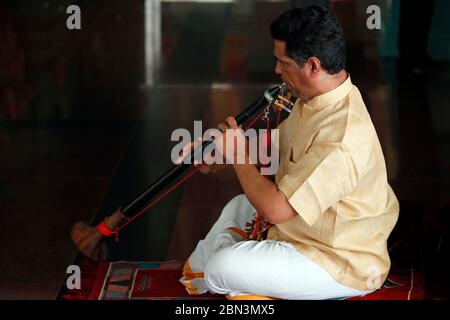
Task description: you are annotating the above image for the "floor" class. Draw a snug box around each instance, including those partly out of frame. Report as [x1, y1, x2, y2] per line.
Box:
[0, 0, 449, 299]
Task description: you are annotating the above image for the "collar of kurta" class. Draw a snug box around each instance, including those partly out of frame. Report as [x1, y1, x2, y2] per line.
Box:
[301, 74, 353, 112]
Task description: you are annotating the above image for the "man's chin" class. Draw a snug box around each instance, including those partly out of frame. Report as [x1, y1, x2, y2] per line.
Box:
[287, 85, 299, 97]
[281, 81, 298, 97]
[283, 82, 292, 92]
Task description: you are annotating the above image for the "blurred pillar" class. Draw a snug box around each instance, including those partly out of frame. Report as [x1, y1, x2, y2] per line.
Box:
[145, 0, 161, 86]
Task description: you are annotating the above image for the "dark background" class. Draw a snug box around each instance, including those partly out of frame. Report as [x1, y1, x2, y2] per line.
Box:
[0, 0, 449, 299]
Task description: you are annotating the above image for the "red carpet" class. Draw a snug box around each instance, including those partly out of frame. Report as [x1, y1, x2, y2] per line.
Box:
[62, 260, 427, 300]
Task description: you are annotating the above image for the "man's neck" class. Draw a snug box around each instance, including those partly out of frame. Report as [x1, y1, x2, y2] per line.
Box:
[306, 70, 348, 101]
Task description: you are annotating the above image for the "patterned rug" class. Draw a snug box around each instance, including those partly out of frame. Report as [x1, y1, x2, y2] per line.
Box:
[63, 260, 220, 300]
[62, 260, 426, 300]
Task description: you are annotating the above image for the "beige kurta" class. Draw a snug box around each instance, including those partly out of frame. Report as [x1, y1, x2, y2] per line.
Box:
[268, 76, 399, 291]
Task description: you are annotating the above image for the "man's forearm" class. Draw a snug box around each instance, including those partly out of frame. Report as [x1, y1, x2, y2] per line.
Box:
[232, 154, 286, 224]
[218, 116, 297, 224]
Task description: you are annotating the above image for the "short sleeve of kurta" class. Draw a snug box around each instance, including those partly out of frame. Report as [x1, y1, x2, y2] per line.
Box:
[277, 142, 358, 227]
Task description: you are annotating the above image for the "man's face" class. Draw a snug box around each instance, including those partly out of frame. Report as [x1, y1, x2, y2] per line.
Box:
[273, 40, 308, 99]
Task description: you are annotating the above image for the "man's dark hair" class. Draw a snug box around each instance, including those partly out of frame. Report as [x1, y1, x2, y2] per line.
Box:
[270, 6, 346, 74]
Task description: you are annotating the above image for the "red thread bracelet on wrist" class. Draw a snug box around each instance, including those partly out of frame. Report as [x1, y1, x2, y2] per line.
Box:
[96, 220, 119, 241]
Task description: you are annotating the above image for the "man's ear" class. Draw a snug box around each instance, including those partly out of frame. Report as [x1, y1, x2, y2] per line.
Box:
[307, 57, 321, 75]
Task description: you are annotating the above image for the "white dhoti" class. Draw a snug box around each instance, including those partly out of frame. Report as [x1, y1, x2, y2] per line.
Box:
[179, 194, 373, 300]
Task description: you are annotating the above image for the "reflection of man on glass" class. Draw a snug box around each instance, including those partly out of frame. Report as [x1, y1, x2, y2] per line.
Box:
[180, 6, 399, 300]
[398, 0, 438, 77]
